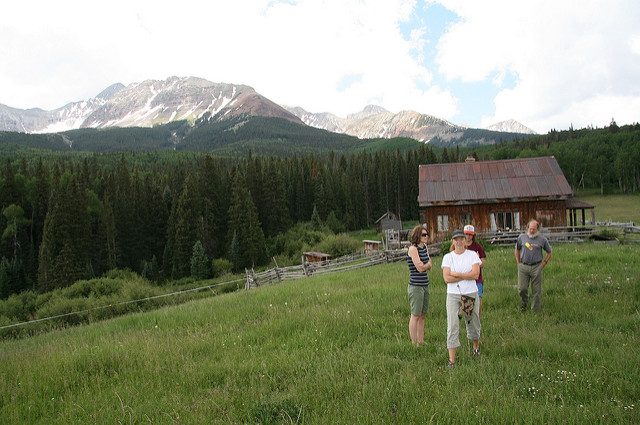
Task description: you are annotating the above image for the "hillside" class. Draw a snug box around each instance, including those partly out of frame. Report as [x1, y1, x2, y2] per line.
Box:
[1, 244, 638, 423]
[0, 116, 377, 155]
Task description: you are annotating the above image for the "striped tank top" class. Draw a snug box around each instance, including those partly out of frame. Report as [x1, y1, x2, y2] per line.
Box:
[407, 245, 430, 286]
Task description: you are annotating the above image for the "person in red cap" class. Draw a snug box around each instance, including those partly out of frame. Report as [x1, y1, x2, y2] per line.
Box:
[463, 225, 486, 317]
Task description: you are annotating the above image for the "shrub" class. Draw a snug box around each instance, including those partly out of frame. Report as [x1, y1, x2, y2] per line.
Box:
[212, 258, 233, 277]
[592, 228, 620, 240]
[0, 291, 37, 321]
[440, 239, 453, 254]
[313, 233, 361, 258]
[103, 269, 140, 281]
[269, 223, 327, 259]
[35, 295, 91, 326]
[271, 254, 299, 267]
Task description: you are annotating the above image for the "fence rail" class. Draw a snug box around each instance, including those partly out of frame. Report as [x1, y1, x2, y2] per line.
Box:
[478, 226, 596, 246]
[244, 243, 444, 289]
[623, 226, 640, 243]
[596, 221, 635, 227]
[245, 249, 412, 289]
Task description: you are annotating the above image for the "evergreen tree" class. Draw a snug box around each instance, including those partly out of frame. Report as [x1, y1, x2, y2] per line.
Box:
[2, 204, 30, 259]
[37, 173, 91, 291]
[5, 256, 27, 295]
[196, 156, 225, 258]
[190, 240, 210, 279]
[0, 257, 8, 299]
[310, 204, 323, 230]
[28, 159, 49, 283]
[325, 210, 345, 233]
[170, 174, 204, 279]
[441, 147, 451, 163]
[228, 231, 241, 272]
[138, 176, 168, 266]
[261, 163, 290, 236]
[227, 172, 267, 271]
[141, 255, 160, 282]
[101, 192, 118, 272]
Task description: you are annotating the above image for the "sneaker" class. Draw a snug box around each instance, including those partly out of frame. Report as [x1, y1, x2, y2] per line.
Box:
[472, 348, 480, 357]
[446, 360, 455, 369]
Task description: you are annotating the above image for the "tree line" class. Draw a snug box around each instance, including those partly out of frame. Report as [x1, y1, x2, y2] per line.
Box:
[0, 145, 437, 298]
[0, 122, 638, 298]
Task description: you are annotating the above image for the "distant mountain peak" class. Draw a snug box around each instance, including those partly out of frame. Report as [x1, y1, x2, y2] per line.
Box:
[347, 104, 389, 120]
[96, 83, 125, 100]
[285, 104, 462, 142]
[486, 119, 536, 134]
[1, 76, 300, 133]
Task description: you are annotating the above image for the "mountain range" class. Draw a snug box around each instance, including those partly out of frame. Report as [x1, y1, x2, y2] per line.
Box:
[0, 76, 535, 144]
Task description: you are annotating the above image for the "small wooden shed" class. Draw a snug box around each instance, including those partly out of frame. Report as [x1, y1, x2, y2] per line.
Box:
[363, 240, 382, 254]
[375, 211, 402, 233]
[303, 251, 331, 264]
[418, 156, 593, 241]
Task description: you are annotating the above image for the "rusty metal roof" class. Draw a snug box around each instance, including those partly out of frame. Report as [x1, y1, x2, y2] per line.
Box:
[418, 156, 573, 206]
[565, 198, 595, 209]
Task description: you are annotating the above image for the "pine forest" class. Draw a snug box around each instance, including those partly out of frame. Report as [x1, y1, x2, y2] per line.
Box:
[0, 122, 638, 299]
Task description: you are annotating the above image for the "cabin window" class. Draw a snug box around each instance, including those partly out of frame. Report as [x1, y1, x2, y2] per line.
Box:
[494, 211, 520, 230]
[459, 212, 472, 226]
[437, 215, 449, 232]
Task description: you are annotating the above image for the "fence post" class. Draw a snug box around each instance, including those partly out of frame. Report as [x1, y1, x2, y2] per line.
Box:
[252, 268, 259, 287]
[273, 257, 282, 282]
[302, 255, 310, 277]
[244, 268, 252, 290]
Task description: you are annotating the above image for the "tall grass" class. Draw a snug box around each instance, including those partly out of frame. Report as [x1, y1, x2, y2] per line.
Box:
[1, 244, 638, 423]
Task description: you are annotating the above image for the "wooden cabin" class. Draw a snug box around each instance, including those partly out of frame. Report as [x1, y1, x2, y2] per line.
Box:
[418, 156, 594, 241]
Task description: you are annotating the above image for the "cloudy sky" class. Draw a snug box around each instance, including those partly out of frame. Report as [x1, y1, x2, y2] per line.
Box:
[1, 0, 639, 133]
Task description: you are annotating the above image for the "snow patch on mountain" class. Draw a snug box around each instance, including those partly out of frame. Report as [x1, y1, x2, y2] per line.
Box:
[486, 119, 536, 134]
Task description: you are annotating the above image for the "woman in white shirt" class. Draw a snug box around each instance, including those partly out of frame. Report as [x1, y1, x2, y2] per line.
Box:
[441, 229, 481, 368]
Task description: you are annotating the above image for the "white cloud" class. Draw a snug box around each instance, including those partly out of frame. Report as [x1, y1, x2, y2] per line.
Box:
[0, 0, 459, 120]
[631, 34, 640, 55]
[435, 0, 640, 132]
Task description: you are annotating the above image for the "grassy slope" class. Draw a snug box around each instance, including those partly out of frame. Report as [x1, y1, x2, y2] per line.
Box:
[1, 244, 639, 423]
[575, 191, 640, 224]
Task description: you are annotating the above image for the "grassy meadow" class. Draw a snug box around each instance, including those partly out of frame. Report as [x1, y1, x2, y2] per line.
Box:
[1, 243, 639, 423]
[576, 191, 640, 224]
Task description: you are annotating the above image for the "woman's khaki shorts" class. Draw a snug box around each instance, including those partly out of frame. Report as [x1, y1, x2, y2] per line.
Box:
[408, 284, 430, 316]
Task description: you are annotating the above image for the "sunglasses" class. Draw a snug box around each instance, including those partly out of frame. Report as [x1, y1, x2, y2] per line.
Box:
[421, 233, 428, 237]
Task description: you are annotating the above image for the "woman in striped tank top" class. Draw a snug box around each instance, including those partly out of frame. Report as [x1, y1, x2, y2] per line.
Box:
[407, 225, 433, 346]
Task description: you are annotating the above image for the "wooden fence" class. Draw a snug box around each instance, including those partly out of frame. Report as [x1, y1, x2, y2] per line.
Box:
[478, 226, 596, 246]
[243, 224, 611, 289]
[623, 225, 640, 243]
[245, 248, 420, 290]
[596, 221, 635, 228]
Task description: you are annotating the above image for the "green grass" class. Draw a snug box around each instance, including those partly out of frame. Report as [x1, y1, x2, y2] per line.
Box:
[1, 244, 639, 423]
[576, 191, 640, 224]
